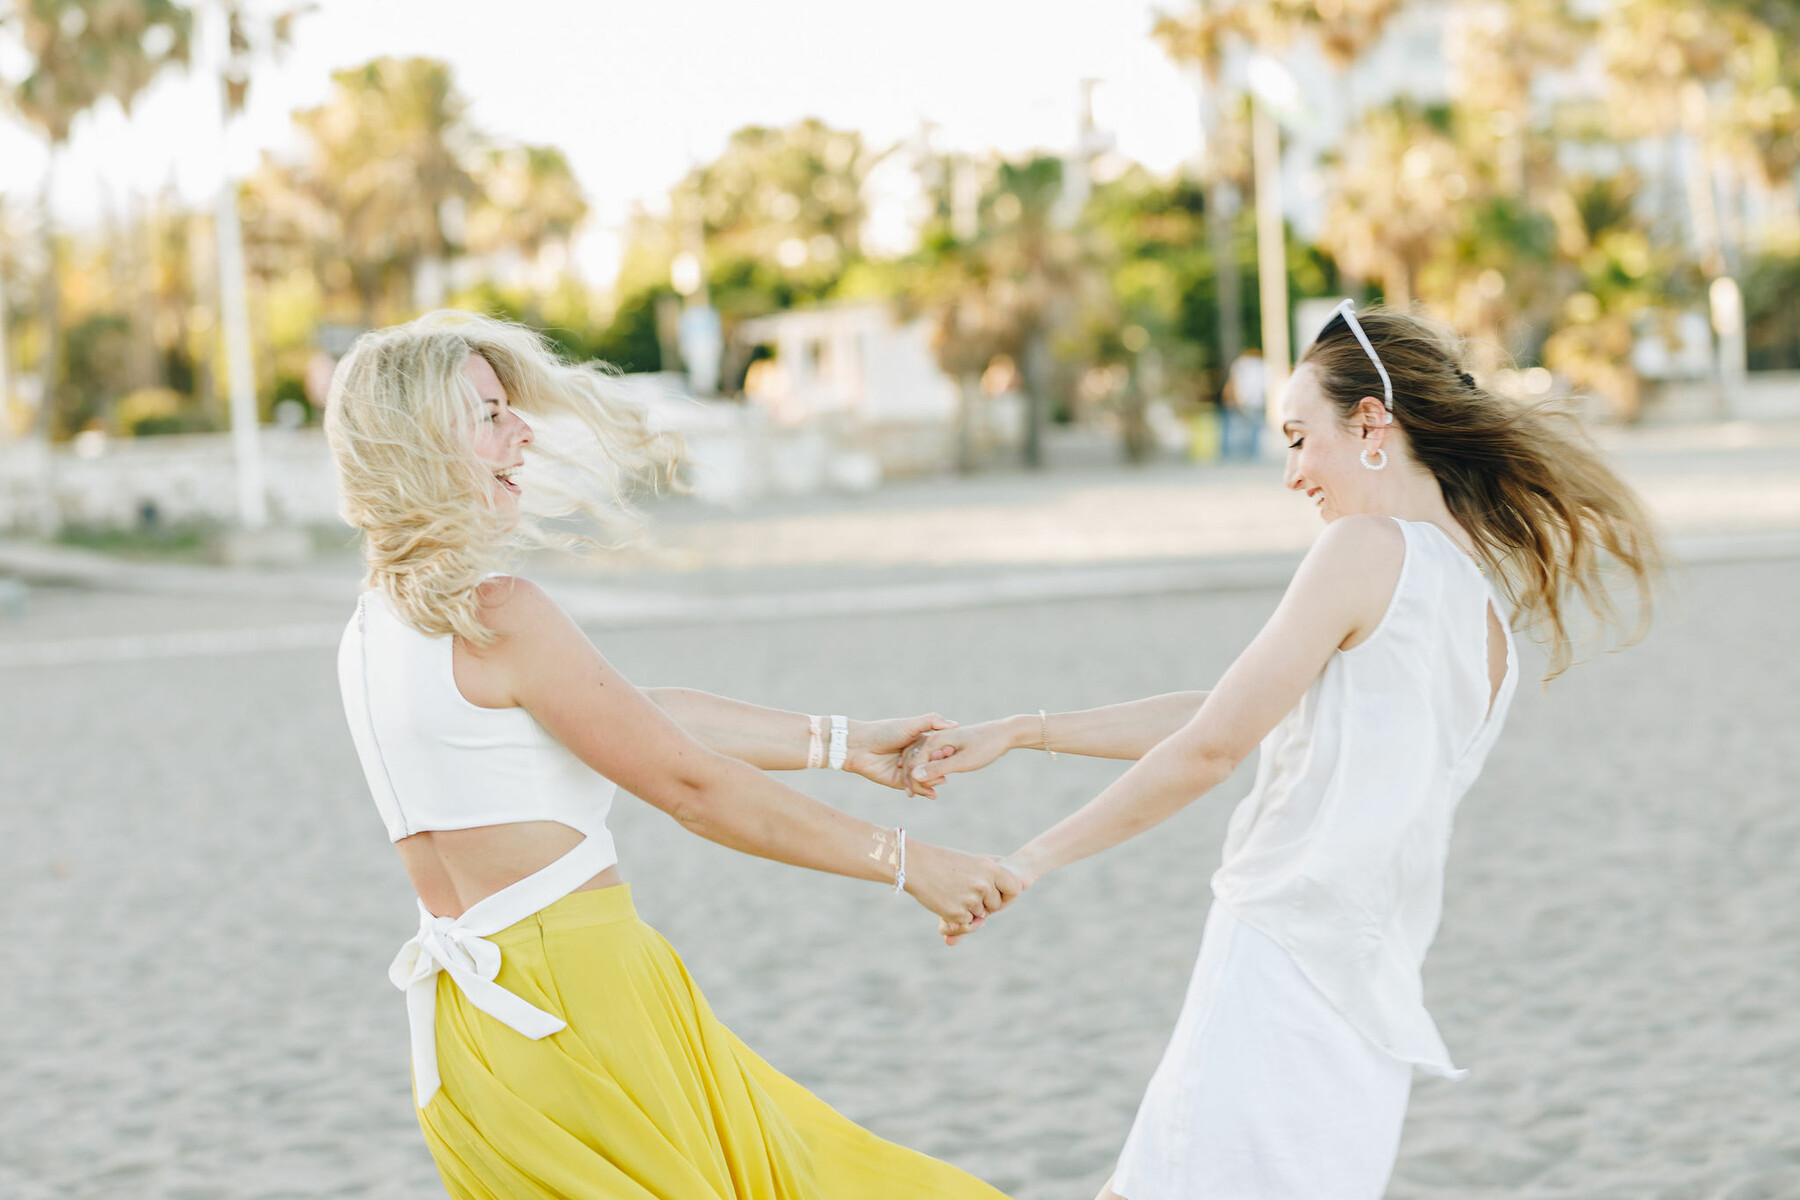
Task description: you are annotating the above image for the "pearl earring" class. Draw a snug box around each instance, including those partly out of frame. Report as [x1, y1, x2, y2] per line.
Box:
[1360, 446, 1388, 471]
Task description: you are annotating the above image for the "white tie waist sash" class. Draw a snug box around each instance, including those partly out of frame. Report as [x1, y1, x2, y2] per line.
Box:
[388, 832, 617, 1107]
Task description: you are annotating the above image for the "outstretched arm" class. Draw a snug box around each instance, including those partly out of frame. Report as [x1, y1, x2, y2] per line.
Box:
[1004, 516, 1403, 888]
[903, 691, 1209, 790]
[643, 688, 954, 795]
[466, 579, 1019, 927]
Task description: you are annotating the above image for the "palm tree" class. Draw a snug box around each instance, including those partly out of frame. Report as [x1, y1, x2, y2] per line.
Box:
[1156, 0, 1405, 416]
[901, 155, 1088, 468]
[1153, 3, 1248, 373]
[676, 118, 881, 311]
[1598, 0, 1793, 412]
[5, 0, 191, 444]
[250, 57, 479, 324]
[466, 144, 589, 269]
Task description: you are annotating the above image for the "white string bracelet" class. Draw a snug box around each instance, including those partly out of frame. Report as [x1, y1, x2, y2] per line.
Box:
[1038, 709, 1059, 762]
[828, 714, 850, 771]
[805, 715, 824, 770]
[892, 826, 906, 894]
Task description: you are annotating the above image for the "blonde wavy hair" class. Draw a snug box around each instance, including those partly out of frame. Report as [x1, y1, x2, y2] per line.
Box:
[324, 311, 684, 644]
[1299, 306, 1663, 678]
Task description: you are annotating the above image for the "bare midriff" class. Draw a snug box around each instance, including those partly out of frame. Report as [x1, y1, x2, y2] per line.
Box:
[396, 820, 622, 920]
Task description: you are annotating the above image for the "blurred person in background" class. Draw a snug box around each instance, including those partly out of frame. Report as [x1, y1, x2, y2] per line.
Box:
[905, 302, 1662, 1200]
[327, 311, 1021, 1200]
[1220, 346, 1267, 460]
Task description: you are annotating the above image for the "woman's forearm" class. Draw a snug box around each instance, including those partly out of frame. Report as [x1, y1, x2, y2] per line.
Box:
[997, 691, 1209, 761]
[643, 687, 812, 769]
[1013, 737, 1236, 880]
[668, 749, 897, 881]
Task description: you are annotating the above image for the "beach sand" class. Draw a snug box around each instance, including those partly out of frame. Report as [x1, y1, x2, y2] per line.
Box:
[1, 557, 1795, 1198]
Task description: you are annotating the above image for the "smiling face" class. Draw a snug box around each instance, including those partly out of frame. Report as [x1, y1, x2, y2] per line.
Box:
[1281, 361, 1392, 523]
[464, 353, 531, 516]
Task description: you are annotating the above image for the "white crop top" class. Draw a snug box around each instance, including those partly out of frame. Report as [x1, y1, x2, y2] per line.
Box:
[337, 589, 619, 852]
[336, 587, 620, 1107]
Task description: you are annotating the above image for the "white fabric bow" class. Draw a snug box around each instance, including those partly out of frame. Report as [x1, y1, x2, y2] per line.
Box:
[380, 831, 615, 1108]
[389, 901, 567, 1107]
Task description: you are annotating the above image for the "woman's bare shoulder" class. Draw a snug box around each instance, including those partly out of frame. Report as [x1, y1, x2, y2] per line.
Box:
[471, 576, 568, 641]
[1288, 515, 1406, 635]
[1300, 514, 1403, 579]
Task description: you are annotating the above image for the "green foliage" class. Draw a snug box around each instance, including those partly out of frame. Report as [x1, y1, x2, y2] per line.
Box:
[1080, 169, 1335, 402]
[588, 289, 668, 374]
[246, 56, 479, 323]
[117, 387, 216, 437]
[54, 312, 132, 438]
[1744, 250, 1800, 369]
[10, 0, 193, 144]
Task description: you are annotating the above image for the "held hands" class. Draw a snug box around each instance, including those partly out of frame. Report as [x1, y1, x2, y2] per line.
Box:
[939, 852, 1041, 945]
[899, 840, 1027, 940]
[899, 717, 1026, 794]
[843, 713, 959, 798]
[847, 712, 1039, 943]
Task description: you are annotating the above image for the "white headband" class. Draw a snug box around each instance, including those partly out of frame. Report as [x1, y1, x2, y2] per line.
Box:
[1329, 298, 1394, 417]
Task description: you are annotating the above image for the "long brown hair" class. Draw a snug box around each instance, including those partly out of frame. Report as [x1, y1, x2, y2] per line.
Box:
[1299, 307, 1662, 678]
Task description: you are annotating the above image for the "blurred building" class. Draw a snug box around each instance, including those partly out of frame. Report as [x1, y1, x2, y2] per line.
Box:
[736, 302, 959, 477]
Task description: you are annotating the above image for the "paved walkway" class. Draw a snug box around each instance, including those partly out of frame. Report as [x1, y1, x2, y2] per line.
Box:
[3, 420, 1800, 649]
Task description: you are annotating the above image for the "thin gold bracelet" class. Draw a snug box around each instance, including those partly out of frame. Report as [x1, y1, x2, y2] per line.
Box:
[1038, 709, 1059, 762]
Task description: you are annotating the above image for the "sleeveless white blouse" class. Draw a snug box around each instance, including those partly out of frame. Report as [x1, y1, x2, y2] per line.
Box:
[337, 588, 621, 1106]
[1211, 517, 1518, 1078]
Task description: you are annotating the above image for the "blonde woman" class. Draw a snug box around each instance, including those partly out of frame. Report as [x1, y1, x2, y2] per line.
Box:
[325, 311, 1021, 1200]
[907, 303, 1661, 1200]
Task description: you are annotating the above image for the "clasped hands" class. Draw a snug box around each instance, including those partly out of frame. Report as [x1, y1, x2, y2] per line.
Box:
[841, 712, 1041, 945]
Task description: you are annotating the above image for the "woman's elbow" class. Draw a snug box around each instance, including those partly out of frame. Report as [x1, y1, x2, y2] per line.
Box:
[657, 757, 732, 832]
[1176, 741, 1246, 782]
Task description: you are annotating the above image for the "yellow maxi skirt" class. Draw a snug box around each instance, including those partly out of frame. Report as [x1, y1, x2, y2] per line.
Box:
[417, 884, 1010, 1200]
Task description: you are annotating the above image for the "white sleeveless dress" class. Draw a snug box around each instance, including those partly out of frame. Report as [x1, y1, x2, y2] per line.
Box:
[1112, 518, 1519, 1200]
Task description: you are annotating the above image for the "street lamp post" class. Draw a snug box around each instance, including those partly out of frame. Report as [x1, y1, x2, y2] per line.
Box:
[1244, 53, 1308, 438]
[1251, 97, 1290, 419]
[204, 2, 266, 532]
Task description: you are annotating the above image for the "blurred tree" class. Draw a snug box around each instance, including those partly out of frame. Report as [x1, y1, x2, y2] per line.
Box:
[586, 287, 667, 375]
[246, 57, 479, 324]
[1322, 98, 1563, 365]
[1157, 0, 1407, 354]
[1742, 249, 1800, 368]
[1541, 172, 1673, 418]
[1594, 0, 1800, 412]
[55, 311, 130, 438]
[682, 119, 878, 285]
[1323, 103, 1472, 310]
[1446, 0, 1585, 197]
[899, 155, 1087, 467]
[1153, 3, 1250, 371]
[3, 0, 191, 440]
[589, 119, 884, 391]
[1224, 0, 1408, 71]
[465, 144, 589, 266]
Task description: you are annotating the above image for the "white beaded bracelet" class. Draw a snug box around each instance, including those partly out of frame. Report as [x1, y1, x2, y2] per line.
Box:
[828, 714, 850, 771]
[805, 715, 824, 770]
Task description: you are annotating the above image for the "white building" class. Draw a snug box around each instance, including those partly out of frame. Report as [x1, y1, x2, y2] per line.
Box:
[735, 302, 961, 476]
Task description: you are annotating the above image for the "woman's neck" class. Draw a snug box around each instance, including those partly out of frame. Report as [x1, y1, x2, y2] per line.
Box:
[1369, 467, 1463, 538]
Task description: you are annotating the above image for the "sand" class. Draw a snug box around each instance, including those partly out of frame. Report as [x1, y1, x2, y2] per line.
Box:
[2, 549, 1796, 1198]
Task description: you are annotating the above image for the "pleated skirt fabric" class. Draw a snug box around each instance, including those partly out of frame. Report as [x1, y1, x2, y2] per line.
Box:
[417, 884, 1008, 1200]
[1110, 904, 1412, 1200]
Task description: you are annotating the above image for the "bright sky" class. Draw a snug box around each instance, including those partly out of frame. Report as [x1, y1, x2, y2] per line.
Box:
[0, 0, 1204, 286]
